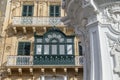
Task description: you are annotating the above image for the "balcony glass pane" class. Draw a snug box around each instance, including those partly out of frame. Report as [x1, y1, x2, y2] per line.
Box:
[44, 45, 49, 55]
[49, 5, 60, 17]
[67, 45, 73, 55]
[55, 6, 60, 17]
[22, 5, 27, 16]
[36, 45, 42, 54]
[52, 45, 57, 55]
[59, 45, 65, 55]
[37, 39, 42, 43]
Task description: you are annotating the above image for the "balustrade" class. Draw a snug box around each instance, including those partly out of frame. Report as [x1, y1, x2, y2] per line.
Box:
[7, 55, 83, 66]
[13, 17, 64, 26]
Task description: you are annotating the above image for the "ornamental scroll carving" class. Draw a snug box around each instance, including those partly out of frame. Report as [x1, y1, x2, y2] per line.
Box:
[100, 4, 120, 33]
[107, 33, 120, 75]
[111, 40, 120, 75]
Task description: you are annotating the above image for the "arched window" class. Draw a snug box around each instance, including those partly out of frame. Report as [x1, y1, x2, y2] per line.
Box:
[34, 28, 75, 55]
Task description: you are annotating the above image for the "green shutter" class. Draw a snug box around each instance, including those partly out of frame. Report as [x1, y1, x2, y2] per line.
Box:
[22, 5, 33, 16]
[55, 6, 60, 17]
[50, 5, 54, 17]
[18, 42, 24, 55]
[18, 42, 31, 55]
[24, 42, 30, 55]
[49, 5, 60, 17]
[22, 5, 27, 16]
[28, 5, 33, 16]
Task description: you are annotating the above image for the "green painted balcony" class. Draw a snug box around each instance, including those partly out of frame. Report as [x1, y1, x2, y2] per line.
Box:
[6, 55, 83, 67]
[34, 55, 75, 65]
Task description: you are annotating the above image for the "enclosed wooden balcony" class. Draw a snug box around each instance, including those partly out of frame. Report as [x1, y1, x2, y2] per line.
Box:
[6, 55, 83, 67]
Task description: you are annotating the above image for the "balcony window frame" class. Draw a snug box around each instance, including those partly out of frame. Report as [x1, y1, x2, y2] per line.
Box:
[17, 42, 31, 56]
[22, 5, 34, 17]
[49, 5, 60, 17]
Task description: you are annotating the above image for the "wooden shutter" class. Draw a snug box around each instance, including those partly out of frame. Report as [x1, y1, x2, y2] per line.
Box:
[50, 5, 54, 17]
[55, 5, 60, 17]
[49, 5, 60, 17]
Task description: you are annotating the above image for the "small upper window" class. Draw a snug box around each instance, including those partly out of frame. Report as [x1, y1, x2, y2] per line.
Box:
[49, 5, 60, 17]
[22, 5, 33, 16]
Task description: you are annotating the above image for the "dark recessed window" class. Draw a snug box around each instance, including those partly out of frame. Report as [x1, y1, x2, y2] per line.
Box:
[22, 5, 33, 16]
[18, 42, 31, 55]
[49, 5, 60, 17]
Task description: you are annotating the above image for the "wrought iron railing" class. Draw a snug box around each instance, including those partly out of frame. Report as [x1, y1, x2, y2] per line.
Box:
[6, 55, 83, 66]
[12, 17, 64, 26]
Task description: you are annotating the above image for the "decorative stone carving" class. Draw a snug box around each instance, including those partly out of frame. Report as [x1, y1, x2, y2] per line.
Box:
[99, 3, 120, 33]
[5, 46, 11, 52]
[44, 32, 64, 43]
[82, 0, 90, 7]
[107, 33, 120, 75]
[111, 40, 120, 74]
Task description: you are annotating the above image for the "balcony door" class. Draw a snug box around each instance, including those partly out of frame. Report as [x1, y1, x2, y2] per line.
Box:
[22, 5, 33, 24]
[17, 42, 31, 65]
[49, 5, 60, 17]
[22, 5, 33, 16]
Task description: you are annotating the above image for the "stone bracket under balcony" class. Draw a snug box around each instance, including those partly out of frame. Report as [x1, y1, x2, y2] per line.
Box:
[7, 67, 82, 75]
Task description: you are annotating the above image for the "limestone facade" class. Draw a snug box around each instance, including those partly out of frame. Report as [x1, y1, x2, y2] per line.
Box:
[0, 0, 83, 80]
